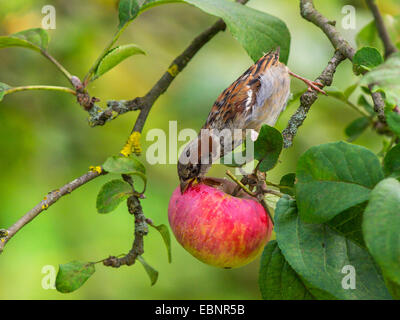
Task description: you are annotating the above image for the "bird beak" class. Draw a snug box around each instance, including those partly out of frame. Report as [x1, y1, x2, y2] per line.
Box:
[180, 178, 195, 194]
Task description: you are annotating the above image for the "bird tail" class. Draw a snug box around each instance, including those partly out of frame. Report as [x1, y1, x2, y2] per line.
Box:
[261, 47, 280, 61]
[254, 47, 280, 74]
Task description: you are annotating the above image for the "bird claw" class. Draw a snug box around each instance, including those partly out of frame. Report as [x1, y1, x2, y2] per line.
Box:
[306, 81, 327, 95]
[288, 71, 327, 95]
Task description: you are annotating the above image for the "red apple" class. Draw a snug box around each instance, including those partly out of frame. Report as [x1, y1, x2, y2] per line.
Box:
[168, 179, 273, 268]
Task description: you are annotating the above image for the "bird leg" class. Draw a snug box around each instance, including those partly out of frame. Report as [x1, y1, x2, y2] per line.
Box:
[288, 71, 327, 95]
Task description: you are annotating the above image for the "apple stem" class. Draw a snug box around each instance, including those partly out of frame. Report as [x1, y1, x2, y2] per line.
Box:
[226, 170, 256, 197]
[226, 170, 277, 225]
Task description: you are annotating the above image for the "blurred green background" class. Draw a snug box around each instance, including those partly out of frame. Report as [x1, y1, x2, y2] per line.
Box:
[0, 0, 399, 300]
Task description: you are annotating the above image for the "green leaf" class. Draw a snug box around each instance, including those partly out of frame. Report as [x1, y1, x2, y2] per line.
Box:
[254, 125, 283, 172]
[344, 117, 370, 142]
[140, 0, 291, 63]
[357, 95, 375, 115]
[96, 179, 133, 214]
[344, 83, 358, 99]
[296, 141, 384, 223]
[102, 156, 147, 191]
[356, 16, 400, 54]
[279, 173, 295, 196]
[360, 52, 400, 106]
[118, 0, 140, 29]
[0, 82, 11, 102]
[361, 86, 371, 95]
[353, 47, 383, 75]
[259, 240, 315, 300]
[56, 261, 95, 293]
[93, 44, 145, 80]
[356, 21, 382, 52]
[325, 86, 346, 101]
[275, 196, 391, 300]
[327, 202, 366, 249]
[363, 178, 400, 285]
[0, 28, 48, 52]
[137, 256, 159, 286]
[103, 156, 146, 175]
[385, 276, 400, 300]
[386, 110, 400, 137]
[149, 223, 172, 263]
[384, 144, 400, 177]
[141, 0, 176, 11]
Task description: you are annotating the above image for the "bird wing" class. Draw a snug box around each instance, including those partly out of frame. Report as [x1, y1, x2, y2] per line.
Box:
[203, 48, 281, 131]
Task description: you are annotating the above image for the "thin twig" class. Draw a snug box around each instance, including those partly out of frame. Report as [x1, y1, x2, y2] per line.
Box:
[0, 169, 104, 253]
[41, 50, 74, 84]
[283, 50, 346, 148]
[103, 194, 148, 268]
[365, 0, 397, 123]
[342, 98, 373, 119]
[4, 85, 76, 96]
[265, 180, 281, 189]
[369, 84, 387, 123]
[301, 0, 387, 123]
[91, 18, 228, 127]
[226, 170, 256, 197]
[226, 170, 276, 224]
[0, 1, 249, 253]
[283, 0, 389, 147]
[365, 0, 398, 59]
[132, 19, 227, 133]
[91, 0, 250, 127]
[261, 187, 284, 198]
[83, 23, 131, 86]
[299, 0, 355, 59]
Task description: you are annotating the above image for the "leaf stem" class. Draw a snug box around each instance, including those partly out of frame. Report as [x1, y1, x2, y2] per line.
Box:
[226, 170, 256, 197]
[4, 85, 76, 96]
[83, 22, 130, 86]
[40, 50, 74, 84]
[344, 98, 373, 119]
[263, 188, 285, 198]
[329, 94, 373, 119]
[265, 180, 281, 188]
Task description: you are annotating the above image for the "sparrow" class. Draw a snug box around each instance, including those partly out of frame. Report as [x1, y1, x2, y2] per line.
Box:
[178, 48, 325, 193]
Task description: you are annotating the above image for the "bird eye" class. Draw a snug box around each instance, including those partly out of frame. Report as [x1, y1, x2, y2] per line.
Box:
[186, 149, 190, 157]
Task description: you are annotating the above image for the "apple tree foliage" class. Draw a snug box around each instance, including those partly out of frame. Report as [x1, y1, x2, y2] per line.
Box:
[257, 29, 400, 299]
[0, 0, 291, 293]
[1, 0, 400, 299]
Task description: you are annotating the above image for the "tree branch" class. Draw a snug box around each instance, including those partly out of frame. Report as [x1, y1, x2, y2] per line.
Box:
[365, 0, 398, 59]
[369, 84, 386, 123]
[283, 50, 346, 148]
[89, 0, 249, 127]
[0, 169, 104, 253]
[103, 194, 148, 268]
[90, 19, 228, 127]
[299, 0, 355, 59]
[283, 0, 389, 147]
[0, 1, 250, 253]
[365, 0, 398, 123]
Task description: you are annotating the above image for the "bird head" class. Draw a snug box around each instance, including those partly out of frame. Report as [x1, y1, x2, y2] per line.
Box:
[177, 135, 215, 193]
[177, 161, 201, 194]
